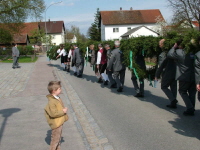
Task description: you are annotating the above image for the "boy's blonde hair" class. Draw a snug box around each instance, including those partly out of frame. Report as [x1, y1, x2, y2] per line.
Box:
[47, 81, 61, 94]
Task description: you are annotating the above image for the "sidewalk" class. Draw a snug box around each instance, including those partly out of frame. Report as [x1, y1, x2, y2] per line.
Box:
[0, 55, 87, 150]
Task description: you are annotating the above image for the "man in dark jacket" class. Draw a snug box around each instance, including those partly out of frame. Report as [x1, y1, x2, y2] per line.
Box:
[107, 40, 126, 92]
[105, 44, 117, 88]
[167, 39, 196, 116]
[72, 44, 84, 78]
[155, 39, 177, 108]
[194, 37, 200, 102]
[131, 51, 146, 97]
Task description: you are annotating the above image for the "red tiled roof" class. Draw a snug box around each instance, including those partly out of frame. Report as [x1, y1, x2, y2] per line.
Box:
[192, 21, 199, 27]
[20, 22, 39, 36]
[39, 21, 65, 34]
[13, 34, 29, 44]
[100, 9, 165, 25]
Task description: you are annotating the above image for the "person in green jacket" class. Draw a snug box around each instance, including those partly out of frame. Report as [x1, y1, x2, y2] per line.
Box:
[44, 81, 68, 150]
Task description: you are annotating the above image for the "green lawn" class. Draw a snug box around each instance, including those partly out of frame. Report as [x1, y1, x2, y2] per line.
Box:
[0, 56, 38, 63]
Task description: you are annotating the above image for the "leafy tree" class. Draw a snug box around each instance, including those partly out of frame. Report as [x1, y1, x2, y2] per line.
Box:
[65, 25, 88, 43]
[167, 0, 200, 29]
[0, 0, 45, 43]
[87, 8, 101, 41]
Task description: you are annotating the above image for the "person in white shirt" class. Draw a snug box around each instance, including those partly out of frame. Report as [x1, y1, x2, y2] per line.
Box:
[67, 45, 76, 73]
[56, 45, 67, 71]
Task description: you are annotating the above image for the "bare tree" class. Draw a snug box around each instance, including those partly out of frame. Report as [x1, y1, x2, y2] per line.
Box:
[167, 0, 200, 28]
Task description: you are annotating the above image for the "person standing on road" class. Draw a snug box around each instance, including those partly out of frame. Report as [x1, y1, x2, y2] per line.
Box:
[12, 43, 20, 69]
[167, 39, 196, 116]
[131, 51, 146, 97]
[72, 44, 84, 78]
[107, 40, 126, 92]
[96, 44, 108, 84]
[89, 44, 99, 78]
[194, 37, 200, 102]
[66, 45, 75, 72]
[155, 39, 177, 108]
[56, 44, 67, 71]
[105, 44, 117, 88]
[44, 81, 68, 150]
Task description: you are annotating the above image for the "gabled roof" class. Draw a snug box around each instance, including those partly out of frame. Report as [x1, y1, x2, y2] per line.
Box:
[39, 21, 65, 34]
[20, 22, 39, 36]
[121, 25, 159, 37]
[100, 9, 164, 25]
[13, 34, 29, 44]
[192, 21, 199, 27]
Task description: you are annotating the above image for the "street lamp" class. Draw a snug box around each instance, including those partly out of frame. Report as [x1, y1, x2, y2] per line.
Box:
[45, 1, 62, 51]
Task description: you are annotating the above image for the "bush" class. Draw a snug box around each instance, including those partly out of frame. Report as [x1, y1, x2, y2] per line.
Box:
[47, 30, 200, 79]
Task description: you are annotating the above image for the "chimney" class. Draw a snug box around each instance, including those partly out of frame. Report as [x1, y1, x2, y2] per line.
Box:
[130, 7, 133, 10]
[48, 19, 50, 22]
[120, 7, 122, 10]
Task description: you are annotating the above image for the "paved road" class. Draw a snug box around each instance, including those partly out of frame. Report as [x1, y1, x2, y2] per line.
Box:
[1, 56, 200, 150]
[51, 59, 200, 150]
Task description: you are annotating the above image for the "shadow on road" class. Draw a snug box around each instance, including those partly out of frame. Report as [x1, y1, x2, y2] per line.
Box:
[0, 108, 21, 144]
[45, 130, 65, 145]
[134, 90, 200, 140]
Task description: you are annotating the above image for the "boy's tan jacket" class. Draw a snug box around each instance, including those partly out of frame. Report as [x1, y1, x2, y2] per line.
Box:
[44, 94, 68, 129]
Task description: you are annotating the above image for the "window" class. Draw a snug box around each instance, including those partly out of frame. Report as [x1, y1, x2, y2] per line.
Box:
[113, 28, 119, 33]
[127, 27, 131, 31]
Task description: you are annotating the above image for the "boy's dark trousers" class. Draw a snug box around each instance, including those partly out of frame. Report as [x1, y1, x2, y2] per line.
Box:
[50, 125, 63, 150]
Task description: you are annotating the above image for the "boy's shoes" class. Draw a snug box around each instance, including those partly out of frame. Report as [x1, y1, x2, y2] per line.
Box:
[183, 108, 195, 116]
[97, 78, 103, 83]
[16, 66, 21, 68]
[166, 99, 178, 108]
[117, 87, 123, 92]
[104, 80, 108, 85]
[74, 72, 77, 76]
[110, 83, 117, 88]
[134, 93, 144, 97]
[77, 74, 82, 78]
[12, 67, 15, 69]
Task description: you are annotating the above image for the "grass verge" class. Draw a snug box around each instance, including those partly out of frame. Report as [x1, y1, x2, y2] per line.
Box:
[0, 56, 38, 63]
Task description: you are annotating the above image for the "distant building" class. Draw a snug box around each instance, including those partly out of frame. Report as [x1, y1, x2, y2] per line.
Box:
[65, 33, 77, 43]
[100, 8, 165, 41]
[121, 25, 159, 39]
[39, 20, 65, 45]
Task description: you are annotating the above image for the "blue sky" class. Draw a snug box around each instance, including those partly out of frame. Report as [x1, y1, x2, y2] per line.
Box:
[30, 0, 173, 36]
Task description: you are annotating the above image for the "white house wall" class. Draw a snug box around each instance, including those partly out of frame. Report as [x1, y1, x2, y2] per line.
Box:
[130, 27, 158, 37]
[51, 34, 64, 45]
[102, 23, 159, 41]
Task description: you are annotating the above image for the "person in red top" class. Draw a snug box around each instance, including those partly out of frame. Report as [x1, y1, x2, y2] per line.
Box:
[96, 44, 109, 85]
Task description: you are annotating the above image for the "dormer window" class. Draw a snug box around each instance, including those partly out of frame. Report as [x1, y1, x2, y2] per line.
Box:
[127, 27, 131, 31]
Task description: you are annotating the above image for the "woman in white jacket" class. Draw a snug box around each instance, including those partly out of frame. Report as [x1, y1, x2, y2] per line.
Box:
[56, 45, 67, 71]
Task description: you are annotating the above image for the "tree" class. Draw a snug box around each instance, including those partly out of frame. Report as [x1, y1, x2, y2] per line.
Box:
[65, 25, 87, 43]
[0, 0, 45, 43]
[167, 0, 200, 29]
[87, 8, 101, 41]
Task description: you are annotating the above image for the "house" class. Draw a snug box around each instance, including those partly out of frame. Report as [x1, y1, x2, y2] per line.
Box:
[13, 34, 30, 46]
[100, 8, 165, 41]
[65, 32, 77, 43]
[39, 20, 65, 46]
[121, 25, 159, 39]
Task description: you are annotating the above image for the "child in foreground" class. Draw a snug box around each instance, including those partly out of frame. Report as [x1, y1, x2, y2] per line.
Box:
[44, 81, 68, 150]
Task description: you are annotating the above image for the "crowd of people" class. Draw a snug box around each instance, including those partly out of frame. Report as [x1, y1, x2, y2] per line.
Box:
[56, 38, 200, 117]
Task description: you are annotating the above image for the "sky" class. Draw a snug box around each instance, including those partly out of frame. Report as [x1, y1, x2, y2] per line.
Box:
[30, 0, 174, 36]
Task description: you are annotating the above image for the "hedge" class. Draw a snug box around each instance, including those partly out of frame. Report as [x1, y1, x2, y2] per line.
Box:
[47, 30, 200, 81]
